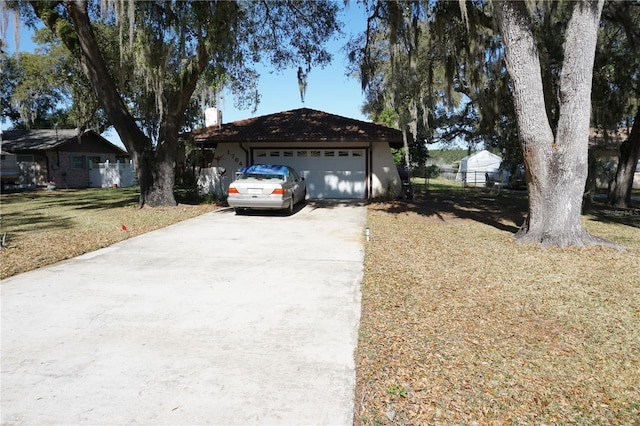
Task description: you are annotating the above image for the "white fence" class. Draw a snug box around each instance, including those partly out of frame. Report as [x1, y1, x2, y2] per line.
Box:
[89, 160, 136, 188]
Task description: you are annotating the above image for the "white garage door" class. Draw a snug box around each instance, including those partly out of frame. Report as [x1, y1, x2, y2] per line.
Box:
[253, 149, 366, 199]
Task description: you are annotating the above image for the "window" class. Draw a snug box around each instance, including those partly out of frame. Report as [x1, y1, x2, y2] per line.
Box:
[88, 156, 101, 167]
[70, 155, 86, 169]
[353, 151, 363, 157]
[310, 150, 321, 157]
[324, 150, 335, 157]
[338, 151, 349, 157]
[256, 151, 267, 158]
[297, 151, 308, 157]
[283, 151, 293, 157]
[270, 151, 280, 157]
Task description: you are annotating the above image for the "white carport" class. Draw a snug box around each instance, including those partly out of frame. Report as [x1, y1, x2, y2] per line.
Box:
[456, 150, 502, 185]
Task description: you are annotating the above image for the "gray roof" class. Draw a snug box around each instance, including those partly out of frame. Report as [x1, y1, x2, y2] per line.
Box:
[1, 129, 126, 154]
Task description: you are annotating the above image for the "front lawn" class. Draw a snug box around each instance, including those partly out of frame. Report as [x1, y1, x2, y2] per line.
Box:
[355, 178, 640, 424]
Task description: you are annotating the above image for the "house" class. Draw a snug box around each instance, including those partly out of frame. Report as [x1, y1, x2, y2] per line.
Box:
[1, 129, 129, 189]
[191, 108, 404, 199]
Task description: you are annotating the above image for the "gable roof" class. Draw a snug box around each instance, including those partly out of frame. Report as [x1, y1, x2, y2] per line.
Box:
[192, 108, 404, 148]
[1, 129, 127, 154]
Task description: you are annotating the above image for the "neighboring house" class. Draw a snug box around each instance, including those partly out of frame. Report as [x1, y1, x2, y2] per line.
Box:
[192, 108, 404, 199]
[1, 129, 129, 189]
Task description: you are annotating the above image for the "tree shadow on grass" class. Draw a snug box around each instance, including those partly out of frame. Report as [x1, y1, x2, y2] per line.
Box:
[0, 189, 138, 236]
[1, 188, 139, 210]
[586, 205, 640, 229]
[0, 210, 75, 233]
[57, 189, 139, 210]
[376, 187, 528, 234]
[379, 186, 640, 233]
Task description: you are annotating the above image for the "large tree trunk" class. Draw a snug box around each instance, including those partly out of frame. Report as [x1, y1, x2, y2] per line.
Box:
[139, 120, 183, 208]
[609, 109, 640, 207]
[137, 151, 177, 207]
[495, 0, 618, 248]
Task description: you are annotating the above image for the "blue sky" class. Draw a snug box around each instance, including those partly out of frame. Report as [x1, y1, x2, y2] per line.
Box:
[1, 2, 370, 143]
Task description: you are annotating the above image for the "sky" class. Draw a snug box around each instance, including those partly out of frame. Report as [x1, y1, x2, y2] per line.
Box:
[1, 3, 370, 146]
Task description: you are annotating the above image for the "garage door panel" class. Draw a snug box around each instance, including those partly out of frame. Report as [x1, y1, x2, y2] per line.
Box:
[253, 149, 366, 199]
[322, 172, 366, 198]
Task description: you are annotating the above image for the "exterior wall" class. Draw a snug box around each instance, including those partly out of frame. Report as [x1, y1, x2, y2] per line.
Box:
[371, 142, 401, 198]
[47, 150, 89, 188]
[209, 142, 249, 192]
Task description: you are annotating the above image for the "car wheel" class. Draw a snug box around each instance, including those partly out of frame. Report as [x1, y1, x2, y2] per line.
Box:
[234, 207, 244, 215]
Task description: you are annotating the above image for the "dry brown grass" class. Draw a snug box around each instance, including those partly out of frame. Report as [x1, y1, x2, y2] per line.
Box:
[355, 180, 640, 425]
[0, 187, 221, 279]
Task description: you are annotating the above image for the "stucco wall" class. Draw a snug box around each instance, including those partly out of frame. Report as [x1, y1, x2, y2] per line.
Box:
[208, 143, 248, 191]
[370, 142, 402, 198]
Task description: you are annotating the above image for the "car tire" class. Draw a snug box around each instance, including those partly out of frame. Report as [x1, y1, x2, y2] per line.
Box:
[234, 208, 244, 215]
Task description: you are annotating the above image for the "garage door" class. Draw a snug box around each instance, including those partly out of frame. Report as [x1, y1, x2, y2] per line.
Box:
[253, 149, 366, 199]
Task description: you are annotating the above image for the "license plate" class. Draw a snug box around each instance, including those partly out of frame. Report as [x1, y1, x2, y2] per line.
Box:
[248, 188, 262, 194]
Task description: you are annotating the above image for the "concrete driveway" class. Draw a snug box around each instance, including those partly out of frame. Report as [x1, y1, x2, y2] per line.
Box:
[1, 201, 367, 425]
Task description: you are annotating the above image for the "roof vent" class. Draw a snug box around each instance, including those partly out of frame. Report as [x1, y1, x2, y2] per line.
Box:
[205, 107, 222, 129]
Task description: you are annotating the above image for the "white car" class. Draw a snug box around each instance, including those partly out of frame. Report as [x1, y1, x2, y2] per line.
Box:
[227, 164, 306, 215]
